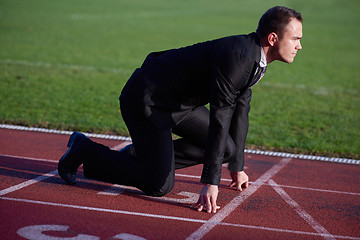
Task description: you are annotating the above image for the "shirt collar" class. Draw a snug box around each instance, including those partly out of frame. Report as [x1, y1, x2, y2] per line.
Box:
[259, 45, 267, 68]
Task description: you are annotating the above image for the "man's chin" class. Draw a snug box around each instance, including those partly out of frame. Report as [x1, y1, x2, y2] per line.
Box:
[284, 57, 295, 63]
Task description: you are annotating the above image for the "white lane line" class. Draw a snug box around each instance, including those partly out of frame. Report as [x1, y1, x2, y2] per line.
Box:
[0, 154, 58, 163]
[97, 184, 140, 196]
[97, 184, 126, 196]
[276, 184, 360, 196]
[2, 154, 359, 197]
[269, 179, 336, 240]
[2, 197, 359, 240]
[2, 196, 207, 223]
[186, 157, 292, 240]
[0, 170, 58, 196]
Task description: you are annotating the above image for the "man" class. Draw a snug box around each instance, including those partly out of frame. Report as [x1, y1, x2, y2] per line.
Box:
[58, 6, 303, 213]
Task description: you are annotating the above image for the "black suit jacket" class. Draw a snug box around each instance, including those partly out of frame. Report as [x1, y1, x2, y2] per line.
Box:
[121, 32, 262, 185]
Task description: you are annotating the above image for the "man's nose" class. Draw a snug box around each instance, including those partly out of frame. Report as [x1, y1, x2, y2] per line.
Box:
[297, 41, 302, 50]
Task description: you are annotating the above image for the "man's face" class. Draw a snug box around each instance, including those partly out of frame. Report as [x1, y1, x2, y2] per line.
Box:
[275, 18, 303, 63]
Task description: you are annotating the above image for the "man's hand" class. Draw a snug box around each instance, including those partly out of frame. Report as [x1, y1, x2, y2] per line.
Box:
[228, 171, 249, 191]
[191, 184, 220, 213]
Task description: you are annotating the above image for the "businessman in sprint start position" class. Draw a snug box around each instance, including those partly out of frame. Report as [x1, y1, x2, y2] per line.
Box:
[58, 6, 303, 213]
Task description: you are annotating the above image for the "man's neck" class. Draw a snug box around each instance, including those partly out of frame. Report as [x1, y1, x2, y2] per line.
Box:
[260, 39, 275, 64]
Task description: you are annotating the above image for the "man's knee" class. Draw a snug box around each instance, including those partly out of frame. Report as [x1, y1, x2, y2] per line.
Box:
[148, 187, 172, 197]
[144, 181, 174, 197]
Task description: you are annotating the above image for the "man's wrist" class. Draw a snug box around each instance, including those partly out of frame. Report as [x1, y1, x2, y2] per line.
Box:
[205, 183, 218, 187]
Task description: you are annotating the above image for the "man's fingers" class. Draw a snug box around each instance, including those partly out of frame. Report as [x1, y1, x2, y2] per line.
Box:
[191, 196, 205, 212]
[192, 203, 221, 213]
[229, 182, 249, 191]
[238, 180, 249, 191]
[205, 197, 212, 213]
[192, 184, 219, 213]
[210, 195, 219, 213]
[211, 204, 217, 213]
[199, 196, 208, 212]
[191, 196, 220, 213]
[228, 181, 242, 191]
[197, 205, 204, 212]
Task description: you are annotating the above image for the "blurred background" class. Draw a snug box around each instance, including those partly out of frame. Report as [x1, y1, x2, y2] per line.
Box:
[0, 0, 359, 159]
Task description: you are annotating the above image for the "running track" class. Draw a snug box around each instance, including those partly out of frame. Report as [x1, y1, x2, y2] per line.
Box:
[0, 125, 359, 240]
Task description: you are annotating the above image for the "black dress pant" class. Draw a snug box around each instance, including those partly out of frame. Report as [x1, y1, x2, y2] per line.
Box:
[82, 104, 236, 197]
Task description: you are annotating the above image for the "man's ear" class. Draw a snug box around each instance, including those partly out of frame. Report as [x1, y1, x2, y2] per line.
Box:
[268, 32, 278, 46]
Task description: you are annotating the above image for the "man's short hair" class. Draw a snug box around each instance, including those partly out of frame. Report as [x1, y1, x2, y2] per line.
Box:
[256, 6, 303, 39]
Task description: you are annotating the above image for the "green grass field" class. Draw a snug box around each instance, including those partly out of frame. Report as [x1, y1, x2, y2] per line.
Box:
[0, 0, 359, 159]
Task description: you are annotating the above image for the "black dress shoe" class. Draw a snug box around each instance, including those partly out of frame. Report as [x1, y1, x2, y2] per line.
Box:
[58, 132, 89, 185]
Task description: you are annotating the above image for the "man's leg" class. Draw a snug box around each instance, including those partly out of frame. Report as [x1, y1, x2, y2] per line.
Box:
[172, 106, 235, 169]
[83, 110, 175, 197]
[82, 120, 175, 197]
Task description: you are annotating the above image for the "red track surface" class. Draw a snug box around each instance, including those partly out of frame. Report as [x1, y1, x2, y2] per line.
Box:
[0, 127, 359, 240]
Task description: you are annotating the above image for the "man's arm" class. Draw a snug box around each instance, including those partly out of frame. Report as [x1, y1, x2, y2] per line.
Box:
[194, 88, 252, 213]
[200, 51, 254, 185]
[195, 50, 255, 213]
[200, 105, 234, 184]
[228, 88, 252, 172]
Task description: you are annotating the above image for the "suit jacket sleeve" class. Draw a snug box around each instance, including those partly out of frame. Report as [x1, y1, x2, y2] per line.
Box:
[228, 88, 252, 172]
[200, 49, 255, 185]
